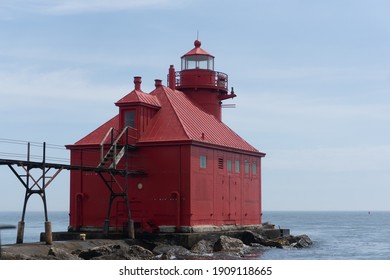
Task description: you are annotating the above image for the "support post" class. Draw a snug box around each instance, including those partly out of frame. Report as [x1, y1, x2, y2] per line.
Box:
[42, 142, 52, 245]
[103, 219, 110, 236]
[124, 128, 134, 239]
[16, 221, 25, 244]
[128, 219, 135, 239]
[44, 221, 52, 245]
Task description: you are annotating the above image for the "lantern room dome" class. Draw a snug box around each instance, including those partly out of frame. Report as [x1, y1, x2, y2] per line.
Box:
[181, 40, 214, 71]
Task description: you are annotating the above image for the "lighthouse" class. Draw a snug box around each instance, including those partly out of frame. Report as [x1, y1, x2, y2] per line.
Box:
[66, 40, 265, 236]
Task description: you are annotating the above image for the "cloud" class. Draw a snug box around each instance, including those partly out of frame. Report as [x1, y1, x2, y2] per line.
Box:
[0, 68, 126, 103]
[45, 0, 176, 14]
[222, 86, 390, 175]
[251, 91, 390, 121]
[264, 145, 390, 172]
[0, 67, 129, 136]
[231, 65, 390, 83]
[0, 0, 187, 18]
[223, 89, 390, 143]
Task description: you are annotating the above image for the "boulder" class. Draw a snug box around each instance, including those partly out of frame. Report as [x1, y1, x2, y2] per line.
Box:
[190, 239, 214, 254]
[77, 244, 121, 260]
[77, 244, 155, 260]
[153, 244, 192, 259]
[241, 231, 312, 249]
[241, 230, 267, 246]
[126, 245, 154, 259]
[291, 235, 313, 248]
[48, 247, 80, 260]
[268, 237, 290, 248]
[213, 235, 244, 253]
[241, 231, 283, 248]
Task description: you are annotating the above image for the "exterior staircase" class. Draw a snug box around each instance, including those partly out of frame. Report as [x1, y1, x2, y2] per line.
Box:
[97, 127, 129, 169]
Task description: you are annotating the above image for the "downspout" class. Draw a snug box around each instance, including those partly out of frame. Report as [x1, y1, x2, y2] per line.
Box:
[170, 146, 182, 231]
[171, 191, 180, 231]
[75, 150, 84, 230]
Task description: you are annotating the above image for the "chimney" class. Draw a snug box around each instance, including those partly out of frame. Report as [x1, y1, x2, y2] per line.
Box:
[154, 79, 162, 88]
[168, 65, 176, 90]
[134, 76, 142, 91]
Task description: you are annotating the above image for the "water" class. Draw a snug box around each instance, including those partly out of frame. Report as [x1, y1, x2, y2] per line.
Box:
[1, 211, 389, 259]
[262, 211, 390, 260]
[0, 211, 69, 245]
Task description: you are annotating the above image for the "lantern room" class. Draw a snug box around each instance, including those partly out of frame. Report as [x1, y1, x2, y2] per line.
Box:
[175, 40, 228, 94]
[181, 40, 215, 70]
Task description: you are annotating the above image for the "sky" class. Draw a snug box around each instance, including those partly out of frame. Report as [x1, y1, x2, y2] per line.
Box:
[0, 0, 389, 213]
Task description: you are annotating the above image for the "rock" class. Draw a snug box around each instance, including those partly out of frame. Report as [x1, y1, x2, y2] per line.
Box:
[48, 247, 80, 260]
[191, 239, 214, 254]
[271, 237, 290, 248]
[0, 252, 30, 260]
[241, 231, 283, 248]
[77, 244, 154, 260]
[77, 244, 121, 260]
[90, 248, 127, 260]
[213, 235, 244, 253]
[291, 235, 313, 248]
[1, 229, 313, 259]
[241, 230, 313, 250]
[153, 245, 192, 259]
[259, 239, 284, 249]
[126, 245, 154, 260]
[241, 230, 266, 245]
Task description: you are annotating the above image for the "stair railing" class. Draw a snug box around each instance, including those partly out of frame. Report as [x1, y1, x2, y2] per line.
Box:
[98, 127, 129, 169]
[99, 127, 114, 166]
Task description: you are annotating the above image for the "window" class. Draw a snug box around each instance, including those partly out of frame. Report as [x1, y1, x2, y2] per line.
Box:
[218, 158, 224, 169]
[200, 155, 207, 169]
[125, 111, 135, 128]
[245, 161, 250, 174]
[181, 55, 214, 70]
[235, 160, 240, 173]
[252, 162, 257, 175]
[227, 159, 232, 172]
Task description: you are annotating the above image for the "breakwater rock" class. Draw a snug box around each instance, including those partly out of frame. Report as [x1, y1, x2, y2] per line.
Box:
[1, 231, 312, 260]
[242, 231, 313, 249]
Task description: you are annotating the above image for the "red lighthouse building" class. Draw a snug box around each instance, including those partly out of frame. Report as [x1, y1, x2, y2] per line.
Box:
[66, 40, 265, 236]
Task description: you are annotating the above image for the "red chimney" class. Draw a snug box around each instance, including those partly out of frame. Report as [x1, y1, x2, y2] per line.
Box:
[155, 79, 162, 88]
[168, 65, 176, 90]
[134, 76, 142, 91]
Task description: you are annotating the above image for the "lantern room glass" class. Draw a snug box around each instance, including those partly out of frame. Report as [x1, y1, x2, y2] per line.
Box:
[181, 55, 214, 70]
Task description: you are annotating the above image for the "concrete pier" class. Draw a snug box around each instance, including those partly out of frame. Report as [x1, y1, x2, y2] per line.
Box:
[44, 224, 290, 249]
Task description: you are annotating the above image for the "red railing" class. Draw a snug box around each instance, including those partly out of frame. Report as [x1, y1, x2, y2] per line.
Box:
[171, 70, 228, 91]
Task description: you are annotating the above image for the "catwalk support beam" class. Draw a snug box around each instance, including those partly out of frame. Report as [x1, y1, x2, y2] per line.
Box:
[7, 143, 62, 245]
[0, 138, 144, 244]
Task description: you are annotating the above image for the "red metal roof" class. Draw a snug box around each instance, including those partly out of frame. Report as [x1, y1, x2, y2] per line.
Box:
[181, 40, 214, 58]
[115, 89, 161, 108]
[72, 115, 119, 146]
[70, 85, 263, 155]
[140, 86, 262, 154]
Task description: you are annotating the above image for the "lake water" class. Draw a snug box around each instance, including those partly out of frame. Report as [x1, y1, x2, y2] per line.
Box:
[1, 211, 389, 259]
